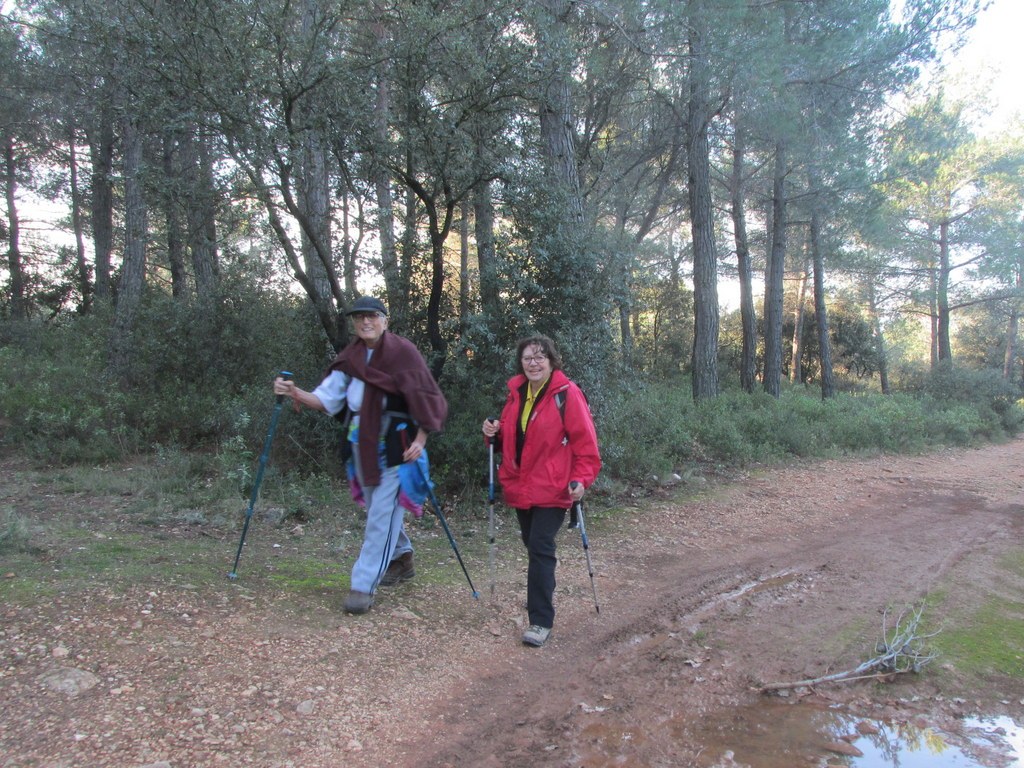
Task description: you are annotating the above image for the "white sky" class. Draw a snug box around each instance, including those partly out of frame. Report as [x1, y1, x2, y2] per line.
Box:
[941, 0, 1024, 134]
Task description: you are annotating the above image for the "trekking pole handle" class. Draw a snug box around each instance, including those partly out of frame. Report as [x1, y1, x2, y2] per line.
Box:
[275, 370, 293, 404]
[569, 481, 582, 525]
[486, 417, 497, 445]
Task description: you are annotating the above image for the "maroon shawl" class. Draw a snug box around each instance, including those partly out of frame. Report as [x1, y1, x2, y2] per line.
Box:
[330, 331, 448, 486]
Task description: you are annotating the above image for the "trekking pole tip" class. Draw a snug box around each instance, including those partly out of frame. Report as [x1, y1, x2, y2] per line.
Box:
[227, 571, 238, 580]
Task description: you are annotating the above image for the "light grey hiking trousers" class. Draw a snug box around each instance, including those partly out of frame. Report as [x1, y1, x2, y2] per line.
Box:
[349, 445, 412, 594]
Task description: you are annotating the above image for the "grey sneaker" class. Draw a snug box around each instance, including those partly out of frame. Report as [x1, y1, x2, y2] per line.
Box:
[522, 625, 551, 647]
[378, 552, 415, 587]
[343, 590, 374, 615]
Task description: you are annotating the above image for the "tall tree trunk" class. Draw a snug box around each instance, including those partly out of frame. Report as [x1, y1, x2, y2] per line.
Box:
[619, 300, 633, 367]
[537, 0, 583, 224]
[1004, 260, 1022, 380]
[927, 225, 939, 367]
[242, 160, 338, 344]
[936, 215, 952, 363]
[533, 0, 610, 373]
[393, 162, 454, 376]
[371, 9, 399, 311]
[730, 113, 757, 393]
[399, 149, 418, 328]
[763, 142, 788, 397]
[687, 0, 719, 401]
[474, 181, 499, 320]
[613, 207, 634, 368]
[88, 111, 115, 303]
[108, 117, 148, 379]
[281, 0, 342, 347]
[184, 128, 219, 299]
[459, 199, 470, 331]
[162, 132, 191, 300]
[867, 282, 890, 395]
[299, 131, 335, 333]
[338, 175, 357, 301]
[809, 195, 835, 398]
[791, 254, 809, 384]
[425, 197, 452, 379]
[3, 131, 28, 322]
[68, 126, 92, 314]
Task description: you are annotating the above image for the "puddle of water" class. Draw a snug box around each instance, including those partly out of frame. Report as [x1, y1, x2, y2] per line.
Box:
[844, 715, 1022, 768]
[680, 700, 1023, 768]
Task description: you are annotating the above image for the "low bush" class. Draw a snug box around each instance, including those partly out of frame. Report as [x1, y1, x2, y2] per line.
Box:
[3, 299, 1021, 510]
[0, 508, 32, 553]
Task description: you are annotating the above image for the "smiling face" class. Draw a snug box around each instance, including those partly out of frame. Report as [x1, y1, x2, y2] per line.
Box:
[520, 343, 552, 388]
[350, 311, 388, 347]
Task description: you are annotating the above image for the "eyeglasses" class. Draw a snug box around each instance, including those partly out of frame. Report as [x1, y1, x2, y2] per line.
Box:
[521, 354, 548, 365]
[351, 312, 383, 321]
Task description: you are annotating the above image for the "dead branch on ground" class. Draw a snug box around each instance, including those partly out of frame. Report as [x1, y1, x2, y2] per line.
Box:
[761, 604, 939, 693]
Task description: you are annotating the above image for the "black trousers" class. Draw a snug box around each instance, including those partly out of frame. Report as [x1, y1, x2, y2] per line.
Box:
[516, 506, 567, 629]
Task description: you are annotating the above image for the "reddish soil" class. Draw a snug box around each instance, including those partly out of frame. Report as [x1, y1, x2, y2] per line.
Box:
[2, 438, 1023, 767]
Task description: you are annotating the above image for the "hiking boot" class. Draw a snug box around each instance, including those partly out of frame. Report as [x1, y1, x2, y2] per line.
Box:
[522, 625, 551, 647]
[378, 552, 415, 587]
[343, 590, 374, 615]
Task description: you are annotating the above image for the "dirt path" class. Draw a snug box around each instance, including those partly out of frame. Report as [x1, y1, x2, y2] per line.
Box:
[403, 439, 1024, 768]
[2, 439, 1023, 767]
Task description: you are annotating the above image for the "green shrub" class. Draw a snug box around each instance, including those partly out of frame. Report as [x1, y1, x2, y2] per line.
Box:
[0, 274, 329, 464]
[597, 382, 694, 481]
[3, 290, 1020, 511]
[0, 508, 31, 553]
[900, 363, 1023, 434]
[0, 321, 138, 462]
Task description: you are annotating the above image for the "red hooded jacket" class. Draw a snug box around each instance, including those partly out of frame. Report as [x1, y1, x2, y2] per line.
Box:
[493, 369, 601, 510]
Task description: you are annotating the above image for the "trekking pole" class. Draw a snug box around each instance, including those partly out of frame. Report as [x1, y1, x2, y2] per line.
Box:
[419, 462, 479, 602]
[228, 370, 292, 580]
[414, 459, 481, 600]
[487, 418, 497, 598]
[570, 482, 600, 614]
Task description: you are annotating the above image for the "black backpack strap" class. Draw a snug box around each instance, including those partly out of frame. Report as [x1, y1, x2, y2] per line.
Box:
[554, 391, 567, 425]
[554, 385, 589, 426]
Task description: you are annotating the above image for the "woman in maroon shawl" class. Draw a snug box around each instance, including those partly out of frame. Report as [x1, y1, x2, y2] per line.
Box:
[274, 296, 448, 614]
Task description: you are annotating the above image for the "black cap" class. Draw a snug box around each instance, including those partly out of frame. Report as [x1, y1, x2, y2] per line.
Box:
[346, 296, 388, 316]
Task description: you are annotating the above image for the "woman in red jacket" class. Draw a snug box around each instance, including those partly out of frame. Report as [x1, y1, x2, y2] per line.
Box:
[482, 335, 601, 647]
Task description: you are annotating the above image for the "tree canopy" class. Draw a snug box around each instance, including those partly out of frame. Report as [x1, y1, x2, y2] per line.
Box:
[2, 0, 1020, 402]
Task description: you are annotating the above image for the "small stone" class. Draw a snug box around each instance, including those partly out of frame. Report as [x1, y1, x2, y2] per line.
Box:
[37, 667, 100, 696]
[823, 741, 863, 757]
